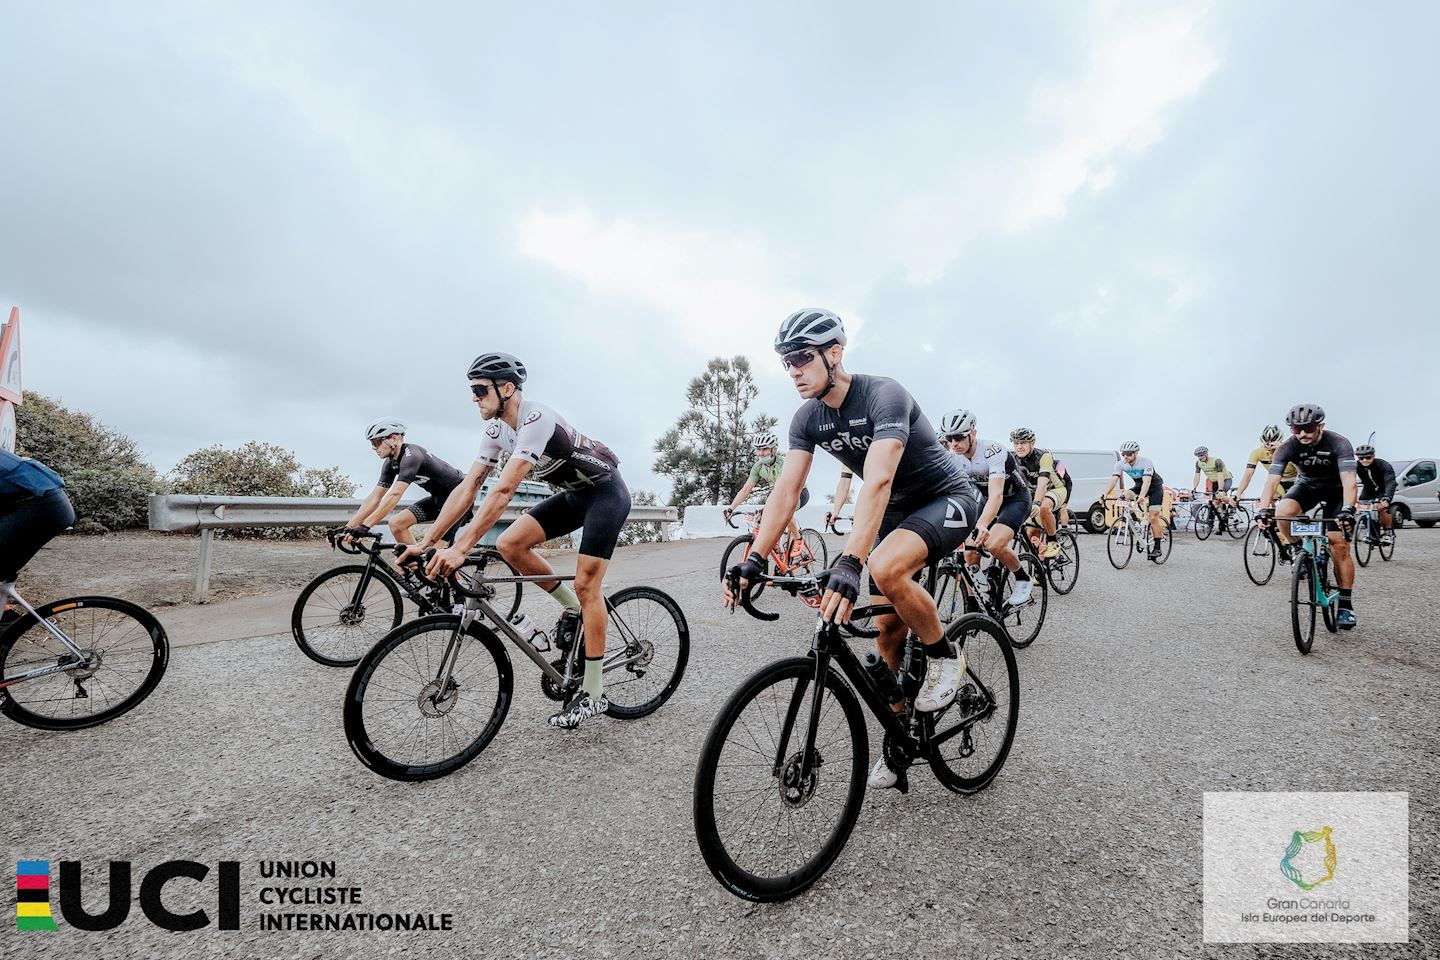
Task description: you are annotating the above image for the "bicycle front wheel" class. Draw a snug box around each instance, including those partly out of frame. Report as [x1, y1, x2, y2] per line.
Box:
[1354, 519, 1373, 567]
[1379, 525, 1396, 561]
[1194, 505, 1214, 541]
[1106, 523, 1133, 569]
[344, 615, 513, 781]
[292, 564, 403, 667]
[1290, 555, 1317, 655]
[0, 597, 169, 730]
[1046, 529, 1080, 595]
[1226, 505, 1252, 540]
[600, 586, 689, 719]
[926, 614, 1020, 793]
[1152, 525, 1174, 564]
[464, 549, 523, 621]
[998, 555, 1047, 648]
[797, 528, 828, 575]
[1243, 526, 1276, 586]
[693, 657, 868, 903]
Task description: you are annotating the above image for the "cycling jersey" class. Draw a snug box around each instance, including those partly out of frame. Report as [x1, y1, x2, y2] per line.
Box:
[1195, 456, 1232, 482]
[787, 374, 975, 503]
[748, 455, 783, 490]
[1356, 458, 1397, 500]
[1114, 456, 1164, 489]
[474, 401, 620, 492]
[1015, 448, 1057, 493]
[949, 438, 1028, 500]
[1270, 431, 1355, 486]
[378, 443, 464, 499]
[1247, 445, 1298, 485]
[0, 449, 64, 505]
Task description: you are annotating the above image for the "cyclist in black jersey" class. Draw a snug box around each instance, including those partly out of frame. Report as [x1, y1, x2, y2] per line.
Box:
[402, 352, 629, 729]
[721, 309, 982, 791]
[1010, 427, 1067, 560]
[346, 419, 472, 548]
[2, 450, 75, 623]
[1256, 403, 1359, 628]
[1353, 444, 1396, 543]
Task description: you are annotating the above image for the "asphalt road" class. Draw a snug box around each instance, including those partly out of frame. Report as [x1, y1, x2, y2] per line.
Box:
[3, 528, 1437, 959]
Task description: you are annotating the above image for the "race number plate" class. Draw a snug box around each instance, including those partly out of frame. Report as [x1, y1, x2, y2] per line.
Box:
[1290, 521, 1323, 536]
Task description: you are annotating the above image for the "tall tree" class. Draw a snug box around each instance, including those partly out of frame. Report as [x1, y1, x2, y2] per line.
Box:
[654, 356, 776, 508]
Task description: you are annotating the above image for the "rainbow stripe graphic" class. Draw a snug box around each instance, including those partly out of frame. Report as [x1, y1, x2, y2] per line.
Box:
[16, 861, 59, 931]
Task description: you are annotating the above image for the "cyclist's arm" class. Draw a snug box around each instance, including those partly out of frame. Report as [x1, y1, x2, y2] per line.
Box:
[1103, 475, 1120, 499]
[974, 474, 1005, 531]
[1380, 463, 1397, 501]
[1136, 475, 1152, 500]
[747, 452, 811, 560]
[842, 439, 903, 564]
[414, 464, 491, 551]
[828, 471, 853, 522]
[1192, 468, 1202, 490]
[1256, 472, 1281, 511]
[360, 481, 410, 527]
[452, 456, 534, 553]
[1033, 453, 1052, 502]
[1234, 465, 1256, 498]
[728, 478, 756, 511]
[348, 485, 387, 527]
[1341, 470, 1358, 510]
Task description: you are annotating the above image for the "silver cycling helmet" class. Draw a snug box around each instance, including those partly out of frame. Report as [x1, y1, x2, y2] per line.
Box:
[1355, 444, 1376, 457]
[1010, 427, 1036, 444]
[1285, 403, 1325, 428]
[366, 418, 406, 441]
[1194, 446, 1209, 458]
[774, 308, 846, 354]
[939, 408, 976, 437]
[752, 432, 778, 450]
[466, 352, 528, 385]
[1120, 440, 1141, 454]
[1260, 424, 1283, 444]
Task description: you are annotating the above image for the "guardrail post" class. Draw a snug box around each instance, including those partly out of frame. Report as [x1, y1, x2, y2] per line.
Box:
[195, 528, 215, 602]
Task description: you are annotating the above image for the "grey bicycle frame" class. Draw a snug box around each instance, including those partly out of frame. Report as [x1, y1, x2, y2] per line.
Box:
[0, 582, 91, 690]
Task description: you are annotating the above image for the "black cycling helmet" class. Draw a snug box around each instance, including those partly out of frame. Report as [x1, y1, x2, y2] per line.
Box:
[466, 352, 528, 386]
[1009, 427, 1036, 444]
[1285, 403, 1325, 428]
[774, 308, 846, 354]
[1355, 444, 1376, 457]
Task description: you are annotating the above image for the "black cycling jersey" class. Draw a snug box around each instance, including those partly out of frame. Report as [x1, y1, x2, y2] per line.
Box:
[1355, 458, 1397, 500]
[1270, 431, 1356, 486]
[378, 443, 465, 499]
[787, 374, 974, 504]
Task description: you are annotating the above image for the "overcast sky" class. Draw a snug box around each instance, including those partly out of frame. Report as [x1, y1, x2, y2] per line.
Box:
[2, 1, 1436, 504]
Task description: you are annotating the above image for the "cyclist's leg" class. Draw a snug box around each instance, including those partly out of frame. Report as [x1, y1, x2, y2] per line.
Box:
[869, 492, 977, 651]
[1379, 501, 1393, 530]
[0, 489, 76, 585]
[985, 495, 1029, 572]
[1146, 485, 1166, 540]
[389, 499, 426, 546]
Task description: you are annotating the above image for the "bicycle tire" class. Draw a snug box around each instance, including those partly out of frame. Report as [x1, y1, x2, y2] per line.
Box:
[598, 585, 689, 719]
[0, 596, 169, 730]
[797, 528, 828, 575]
[925, 614, 1020, 793]
[720, 534, 771, 610]
[1319, 558, 1338, 634]
[1194, 504, 1214, 541]
[998, 555, 1047, 648]
[1291, 554, 1316, 655]
[1106, 523, 1133, 569]
[1153, 525, 1173, 564]
[1379, 525, 1396, 561]
[1243, 526, 1276, 586]
[1226, 505, 1252, 540]
[344, 615, 513, 781]
[934, 569, 964, 625]
[293, 564, 404, 667]
[464, 549, 523, 621]
[1354, 518, 1373, 568]
[1046, 530, 1080, 595]
[693, 657, 867, 903]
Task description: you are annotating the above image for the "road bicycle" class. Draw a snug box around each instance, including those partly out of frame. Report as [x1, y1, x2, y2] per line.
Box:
[292, 528, 522, 667]
[1352, 501, 1396, 567]
[1192, 493, 1251, 541]
[1104, 496, 1172, 568]
[344, 555, 688, 781]
[719, 507, 828, 619]
[693, 568, 1018, 902]
[932, 540, 1048, 648]
[1016, 516, 1080, 595]
[0, 581, 168, 730]
[1276, 512, 1353, 655]
[1241, 514, 1295, 586]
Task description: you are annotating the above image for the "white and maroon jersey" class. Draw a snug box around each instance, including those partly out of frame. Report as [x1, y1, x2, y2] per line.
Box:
[474, 401, 619, 492]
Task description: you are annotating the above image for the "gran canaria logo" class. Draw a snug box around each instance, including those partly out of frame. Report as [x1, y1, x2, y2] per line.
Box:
[1279, 825, 1337, 890]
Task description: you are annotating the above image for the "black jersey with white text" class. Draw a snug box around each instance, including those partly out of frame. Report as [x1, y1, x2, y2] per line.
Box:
[1271, 431, 1356, 486]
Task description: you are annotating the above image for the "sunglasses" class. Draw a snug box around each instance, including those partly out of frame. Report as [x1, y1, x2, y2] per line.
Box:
[369, 438, 390, 448]
[942, 433, 969, 443]
[780, 349, 819, 371]
[1357, 454, 1375, 460]
[470, 383, 498, 399]
[1291, 423, 1322, 435]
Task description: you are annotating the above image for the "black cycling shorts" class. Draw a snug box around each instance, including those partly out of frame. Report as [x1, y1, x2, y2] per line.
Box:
[868, 490, 980, 596]
[407, 495, 474, 544]
[0, 488, 76, 582]
[1282, 482, 1346, 520]
[991, 490, 1033, 532]
[1132, 479, 1165, 509]
[525, 473, 632, 560]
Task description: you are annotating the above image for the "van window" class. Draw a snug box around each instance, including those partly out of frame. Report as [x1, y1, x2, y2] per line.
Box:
[1404, 461, 1436, 486]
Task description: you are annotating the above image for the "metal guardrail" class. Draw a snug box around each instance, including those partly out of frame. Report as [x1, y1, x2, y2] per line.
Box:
[148, 493, 678, 601]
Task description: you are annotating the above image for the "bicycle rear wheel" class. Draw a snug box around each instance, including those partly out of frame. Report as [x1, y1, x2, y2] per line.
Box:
[926, 614, 1019, 793]
[1046, 530, 1080, 595]
[934, 570, 965, 625]
[1379, 525, 1396, 561]
[1106, 523, 1133, 569]
[1354, 519, 1373, 567]
[1152, 525, 1173, 564]
[344, 615, 513, 781]
[293, 564, 403, 667]
[1226, 505, 1252, 540]
[720, 534, 773, 613]
[0, 597, 169, 730]
[598, 586, 689, 719]
[796, 528, 828, 575]
[1243, 526, 1276, 586]
[1194, 504, 1214, 540]
[693, 657, 868, 903]
[1319, 559, 1338, 634]
[1290, 555, 1317, 655]
[998, 555, 1047, 648]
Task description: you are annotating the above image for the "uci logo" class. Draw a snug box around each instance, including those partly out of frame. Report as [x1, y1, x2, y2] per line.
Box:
[18, 861, 241, 932]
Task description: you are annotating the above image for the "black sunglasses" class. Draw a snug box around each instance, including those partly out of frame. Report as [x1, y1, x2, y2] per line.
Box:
[1291, 423, 1322, 435]
[941, 433, 968, 443]
[780, 349, 819, 371]
[471, 383, 498, 399]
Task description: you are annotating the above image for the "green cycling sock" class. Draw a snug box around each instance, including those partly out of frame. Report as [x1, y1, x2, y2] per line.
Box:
[583, 655, 604, 700]
[547, 582, 583, 613]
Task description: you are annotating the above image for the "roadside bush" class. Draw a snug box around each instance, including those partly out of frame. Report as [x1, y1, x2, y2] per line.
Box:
[168, 441, 357, 539]
[14, 391, 162, 532]
[618, 489, 666, 547]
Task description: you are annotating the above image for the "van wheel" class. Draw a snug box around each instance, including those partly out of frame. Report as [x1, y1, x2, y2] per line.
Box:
[1390, 504, 1409, 528]
[1418, 520, 1436, 529]
[1086, 503, 1106, 533]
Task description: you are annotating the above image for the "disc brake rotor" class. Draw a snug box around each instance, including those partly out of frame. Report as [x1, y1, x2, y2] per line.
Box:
[417, 678, 460, 718]
[777, 749, 823, 808]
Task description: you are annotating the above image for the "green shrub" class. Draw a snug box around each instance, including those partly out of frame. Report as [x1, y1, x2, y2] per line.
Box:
[169, 441, 358, 539]
[617, 489, 666, 547]
[15, 391, 162, 532]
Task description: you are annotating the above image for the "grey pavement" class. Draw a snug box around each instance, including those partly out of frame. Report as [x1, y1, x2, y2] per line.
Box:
[3, 531, 1437, 959]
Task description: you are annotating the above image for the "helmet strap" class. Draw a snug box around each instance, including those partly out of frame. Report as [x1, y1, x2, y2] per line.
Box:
[815, 348, 838, 401]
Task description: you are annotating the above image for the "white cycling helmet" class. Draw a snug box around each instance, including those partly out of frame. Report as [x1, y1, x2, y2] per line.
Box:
[1260, 424, 1283, 444]
[939, 408, 976, 437]
[1193, 446, 1209, 458]
[774, 308, 846, 353]
[1120, 440, 1141, 454]
[366, 418, 406, 441]
[752, 432, 778, 450]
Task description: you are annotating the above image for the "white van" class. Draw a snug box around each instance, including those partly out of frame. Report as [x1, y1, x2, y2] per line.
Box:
[1051, 448, 1121, 533]
[1390, 458, 1439, 527]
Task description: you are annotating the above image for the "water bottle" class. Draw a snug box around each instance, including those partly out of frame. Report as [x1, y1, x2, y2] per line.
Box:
[862, 651, 903, 705]
[509, 613, 550, 653]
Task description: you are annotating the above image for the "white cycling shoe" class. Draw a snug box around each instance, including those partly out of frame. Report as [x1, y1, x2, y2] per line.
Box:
[914, 654, 964, 712]
[1007, 579, 1034, 607]
[868, 756, 898, 789]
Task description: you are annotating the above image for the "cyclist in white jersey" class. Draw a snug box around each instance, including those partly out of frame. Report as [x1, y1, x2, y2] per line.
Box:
[401, 352, 630, 729]
[938, 409, 1035, 606]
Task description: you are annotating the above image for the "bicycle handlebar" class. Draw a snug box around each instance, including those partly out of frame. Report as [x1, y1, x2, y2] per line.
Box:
[327, 527, 384, 556]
